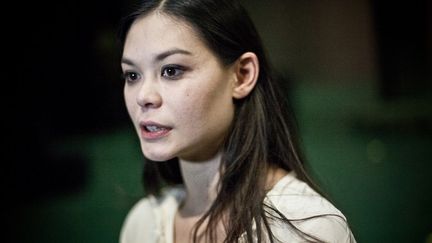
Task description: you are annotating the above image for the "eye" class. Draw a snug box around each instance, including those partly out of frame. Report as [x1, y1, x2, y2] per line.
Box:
[122, 71, 141, 83]
[161, 65, 185, 80]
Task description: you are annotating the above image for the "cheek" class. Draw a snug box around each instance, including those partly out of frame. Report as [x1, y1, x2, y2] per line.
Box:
[173, 86, 232, 128]
[124, 88, 137, 120]
[171, 92, 204, 122]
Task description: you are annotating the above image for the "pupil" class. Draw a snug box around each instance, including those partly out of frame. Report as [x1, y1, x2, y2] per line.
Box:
[167, 68, 175, 76]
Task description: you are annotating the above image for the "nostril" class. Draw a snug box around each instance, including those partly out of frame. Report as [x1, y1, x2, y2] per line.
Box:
[144, 102, 156, 108]
[136, 93, 162, 108]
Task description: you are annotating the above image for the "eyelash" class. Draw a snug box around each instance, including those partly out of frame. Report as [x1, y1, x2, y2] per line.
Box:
[122, 71, 141, 84]
[161, 65, 186, 80]
[122, 64, 187, 84]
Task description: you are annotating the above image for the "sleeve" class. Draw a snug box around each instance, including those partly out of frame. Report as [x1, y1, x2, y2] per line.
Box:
[293, 214, 356, 243]
[266, 178, 357, 243]
[119, 197, 160, 243]
[269, 211, 356, 243]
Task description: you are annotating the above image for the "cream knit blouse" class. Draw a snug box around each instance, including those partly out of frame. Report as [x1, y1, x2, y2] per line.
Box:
[120, 172, 356, 243]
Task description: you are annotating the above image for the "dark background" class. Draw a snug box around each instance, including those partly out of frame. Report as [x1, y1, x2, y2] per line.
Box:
[5, 0, 127, 199]
[5, 0, 432, 242]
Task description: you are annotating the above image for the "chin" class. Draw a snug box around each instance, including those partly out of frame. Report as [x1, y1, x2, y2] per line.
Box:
[141, 147, 176, 162]
[144, 155, 172, 162]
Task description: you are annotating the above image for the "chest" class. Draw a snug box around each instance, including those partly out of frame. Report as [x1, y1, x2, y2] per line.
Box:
[173, 214, 198, 243]
[173, 212, 225, 243]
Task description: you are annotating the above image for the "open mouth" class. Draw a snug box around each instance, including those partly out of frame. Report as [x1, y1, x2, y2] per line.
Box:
[144, 125, 169, 132]
[140, 123, 172, 139]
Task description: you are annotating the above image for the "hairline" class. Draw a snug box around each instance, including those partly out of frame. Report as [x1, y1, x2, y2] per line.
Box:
[132, 5, 237, 68]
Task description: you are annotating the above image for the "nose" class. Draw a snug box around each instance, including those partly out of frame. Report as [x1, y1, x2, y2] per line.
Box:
[136, 81, 162, 109]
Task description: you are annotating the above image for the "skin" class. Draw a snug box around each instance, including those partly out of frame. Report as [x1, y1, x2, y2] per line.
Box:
[121, 11, 286, 243]
[122, 12, 236, 163]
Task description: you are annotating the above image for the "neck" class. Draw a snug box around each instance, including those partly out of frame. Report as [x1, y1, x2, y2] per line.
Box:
[178, 152, 222, 217]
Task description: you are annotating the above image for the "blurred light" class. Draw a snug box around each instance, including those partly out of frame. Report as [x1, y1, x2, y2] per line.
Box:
[426, 232, 432, 243]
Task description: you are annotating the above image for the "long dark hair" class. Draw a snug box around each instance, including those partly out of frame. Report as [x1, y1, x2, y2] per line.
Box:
[118, 0, 344, 242]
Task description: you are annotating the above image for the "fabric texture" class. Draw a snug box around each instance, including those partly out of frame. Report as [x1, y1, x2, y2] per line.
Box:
[120, 173, 356, 243]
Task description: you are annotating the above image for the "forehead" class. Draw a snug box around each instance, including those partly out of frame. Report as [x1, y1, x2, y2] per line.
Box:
[123, 12, 205, 57]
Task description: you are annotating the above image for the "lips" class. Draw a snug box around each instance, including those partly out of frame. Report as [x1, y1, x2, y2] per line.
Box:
[139, 121, 172, 140]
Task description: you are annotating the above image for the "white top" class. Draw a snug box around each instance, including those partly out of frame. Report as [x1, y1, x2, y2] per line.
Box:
[120, 173, 356, 243]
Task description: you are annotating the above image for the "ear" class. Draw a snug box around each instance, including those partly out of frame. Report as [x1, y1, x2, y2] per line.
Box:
[232, 52, 259, 99]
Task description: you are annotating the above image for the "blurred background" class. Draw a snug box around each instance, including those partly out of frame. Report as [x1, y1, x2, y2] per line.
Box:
[5, 0, 431, 242]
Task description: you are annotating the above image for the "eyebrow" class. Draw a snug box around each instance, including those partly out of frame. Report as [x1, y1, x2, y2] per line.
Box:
[121, 48, 193, 66]
[155, 48, 192, 61]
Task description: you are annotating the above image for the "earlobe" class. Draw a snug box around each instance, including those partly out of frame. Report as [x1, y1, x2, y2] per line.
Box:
[232, 52, 259, 99]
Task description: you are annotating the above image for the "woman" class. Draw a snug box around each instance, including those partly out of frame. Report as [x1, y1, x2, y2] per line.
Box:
[118, 0, 356, 242]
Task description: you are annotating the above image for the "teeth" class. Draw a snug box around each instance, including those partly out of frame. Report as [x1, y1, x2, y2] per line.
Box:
[146, 125, 163, 132]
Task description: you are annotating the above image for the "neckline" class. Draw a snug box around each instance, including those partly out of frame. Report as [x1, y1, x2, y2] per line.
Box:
[164, 172, 296, 243]
[267, 171, 296, 195]
[162, 187, 185, 243]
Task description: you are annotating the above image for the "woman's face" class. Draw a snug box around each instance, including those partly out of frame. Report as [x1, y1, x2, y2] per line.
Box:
[121, 13, 236, 162]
